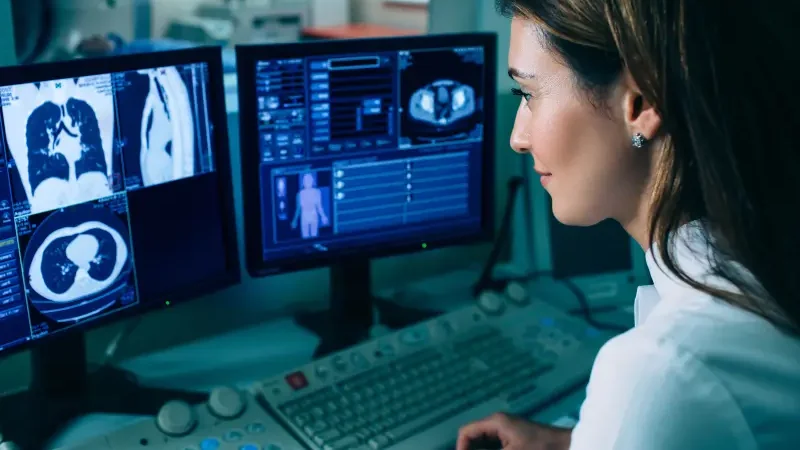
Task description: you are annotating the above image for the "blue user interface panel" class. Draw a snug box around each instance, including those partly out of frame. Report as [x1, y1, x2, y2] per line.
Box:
[256, 45, 487, 260]
[0, 63, 229, 352]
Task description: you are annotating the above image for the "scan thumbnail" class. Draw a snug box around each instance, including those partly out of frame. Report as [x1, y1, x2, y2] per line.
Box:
[399, 49, 484, 146]
[1, 75, 121, 216]
[20, 198, 137, 325]
[117, 65, 215, 190]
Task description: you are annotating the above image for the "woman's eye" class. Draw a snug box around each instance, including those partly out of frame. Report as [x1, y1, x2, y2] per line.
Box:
[511, 87, 532, 102]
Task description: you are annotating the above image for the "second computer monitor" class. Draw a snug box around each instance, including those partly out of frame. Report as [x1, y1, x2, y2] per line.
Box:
[237, 33, 496, 275]
[0, 47, 239, 355]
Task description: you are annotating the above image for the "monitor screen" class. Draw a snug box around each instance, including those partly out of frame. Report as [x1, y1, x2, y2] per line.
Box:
[0, 48, 238, 353]
[237, 33, 496, 275]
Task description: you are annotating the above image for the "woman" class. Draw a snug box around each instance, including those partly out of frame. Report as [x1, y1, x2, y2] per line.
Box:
[457, 0, 800, 449]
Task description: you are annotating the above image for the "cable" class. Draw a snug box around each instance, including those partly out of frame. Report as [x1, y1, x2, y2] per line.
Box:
[100, 317, 142, 367]
[555, 277, 630, 333]
[472, 176, 525, 297]
[498, 271, 630, 333]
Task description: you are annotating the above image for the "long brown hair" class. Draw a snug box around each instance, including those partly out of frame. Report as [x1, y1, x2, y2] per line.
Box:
[498, 0, 800, 332]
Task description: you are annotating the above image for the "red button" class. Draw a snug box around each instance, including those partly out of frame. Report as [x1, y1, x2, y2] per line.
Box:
[285, 371, 308, 390]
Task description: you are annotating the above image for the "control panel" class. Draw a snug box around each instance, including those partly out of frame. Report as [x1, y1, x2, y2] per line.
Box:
[65, 387, 304, 450]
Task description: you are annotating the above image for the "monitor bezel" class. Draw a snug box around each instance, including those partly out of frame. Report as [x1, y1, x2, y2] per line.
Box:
[0, 46, 241, 358]
[236, 32, 497, 278]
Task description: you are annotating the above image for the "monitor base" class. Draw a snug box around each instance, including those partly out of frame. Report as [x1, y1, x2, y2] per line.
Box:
[0, 364, 206, 449]
[0, 330, 207, 449]
[295, 300, 443, 358]
[295, 311, 372, 358]
[297, 259, 443, 359]
[374, 297, 443, 331]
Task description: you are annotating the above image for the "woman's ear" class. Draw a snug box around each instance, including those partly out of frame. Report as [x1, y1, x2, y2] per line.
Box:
[621, 70, 662, 140]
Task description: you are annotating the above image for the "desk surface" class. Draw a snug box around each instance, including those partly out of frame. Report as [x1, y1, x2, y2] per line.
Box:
[302, 23, 421, 39]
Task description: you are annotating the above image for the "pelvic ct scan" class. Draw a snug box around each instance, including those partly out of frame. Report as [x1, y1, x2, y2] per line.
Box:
[22, 202, 135, 323]
[137, 66, 195, 187]
[291, 172, 329, 239]
[409, 80, 475, 126]
[1, 75, 115, 215]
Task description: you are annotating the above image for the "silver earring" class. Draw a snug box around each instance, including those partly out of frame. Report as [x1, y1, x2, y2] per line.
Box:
[632, 133, 646, 148]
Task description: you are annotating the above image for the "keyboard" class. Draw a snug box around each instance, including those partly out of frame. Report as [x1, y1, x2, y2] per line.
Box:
[255, 282, 611, 450]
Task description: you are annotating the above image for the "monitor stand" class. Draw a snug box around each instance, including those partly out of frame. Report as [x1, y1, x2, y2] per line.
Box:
[294, 258, 375, 358]
[0, 332, 206, 449]
[294, 258, 445, 358]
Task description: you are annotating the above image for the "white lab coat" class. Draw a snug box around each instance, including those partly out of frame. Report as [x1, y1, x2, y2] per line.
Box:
[569, 222, 800, 449]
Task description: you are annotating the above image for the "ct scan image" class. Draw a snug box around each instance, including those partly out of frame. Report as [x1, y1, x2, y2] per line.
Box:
[1, 75, 123, 216]
[272, 169, 332, 243]
[399, 49, 485, 147]
[115, 65, 214, 190]
[19, 198, 137, 332]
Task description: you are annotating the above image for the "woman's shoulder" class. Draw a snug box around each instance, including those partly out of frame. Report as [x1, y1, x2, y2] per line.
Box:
[584, 307, 800, 449]
[574, 327, 758, 449]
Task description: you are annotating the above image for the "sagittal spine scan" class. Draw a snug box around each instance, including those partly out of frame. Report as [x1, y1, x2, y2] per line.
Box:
[1, 76, 115, 215]
[409, 80, 475, 126]
[23, 205, 134, 323]
[138, 67, 195, 186]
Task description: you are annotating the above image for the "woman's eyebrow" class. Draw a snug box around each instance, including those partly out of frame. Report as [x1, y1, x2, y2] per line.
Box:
[508, 67, 536, 80]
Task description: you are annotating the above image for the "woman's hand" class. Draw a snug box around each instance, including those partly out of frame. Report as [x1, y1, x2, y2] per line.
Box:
[456, 413, 572, 450]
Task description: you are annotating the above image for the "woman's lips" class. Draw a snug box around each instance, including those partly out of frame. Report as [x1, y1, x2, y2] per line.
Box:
[535, 169, 552, 187]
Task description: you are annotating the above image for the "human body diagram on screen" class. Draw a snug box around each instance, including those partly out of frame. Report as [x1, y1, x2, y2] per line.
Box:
[291, 172, 329, 239]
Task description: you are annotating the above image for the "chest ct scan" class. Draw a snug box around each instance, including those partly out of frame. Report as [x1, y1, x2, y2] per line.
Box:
[2, 76, 115, 215]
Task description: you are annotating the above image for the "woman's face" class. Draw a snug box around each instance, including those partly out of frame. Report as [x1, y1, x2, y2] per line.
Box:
[508, 18, 654, 227]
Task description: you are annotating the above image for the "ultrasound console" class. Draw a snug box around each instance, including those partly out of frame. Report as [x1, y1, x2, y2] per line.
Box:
[0, 47, 240, 448]
[67, 282, 609, 450]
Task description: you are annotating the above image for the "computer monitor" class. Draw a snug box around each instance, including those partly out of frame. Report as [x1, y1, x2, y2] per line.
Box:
[236, 33, 496, 354]
[0, 47, 239, 446]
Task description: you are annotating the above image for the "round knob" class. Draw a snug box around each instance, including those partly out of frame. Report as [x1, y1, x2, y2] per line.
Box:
[477, 291, 505, 315]
[156, 400, 197, 437]
[505, 282, 530, 305]
[208, 386, 246, 419]
[0, 442, 21, 450]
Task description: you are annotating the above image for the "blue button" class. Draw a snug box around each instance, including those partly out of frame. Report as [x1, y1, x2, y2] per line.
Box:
[223, 430, 244, 442]
[239, 445, 260, 450]
[200, 438, 220, 450]
[540, 317, 555, 327]
[585, 327, 600, 338]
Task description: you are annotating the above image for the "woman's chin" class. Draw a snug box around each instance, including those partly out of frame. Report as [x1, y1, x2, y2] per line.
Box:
[551, 201, 602, 227]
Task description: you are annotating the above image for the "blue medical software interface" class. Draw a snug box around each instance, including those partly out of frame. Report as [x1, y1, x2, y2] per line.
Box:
[255, 45, 487, 260]
[0, 63, 226, 352]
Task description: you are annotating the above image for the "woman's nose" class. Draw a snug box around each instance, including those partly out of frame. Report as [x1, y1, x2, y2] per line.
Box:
[510, 131, 529, 154]
[509, 102, 530, 154]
